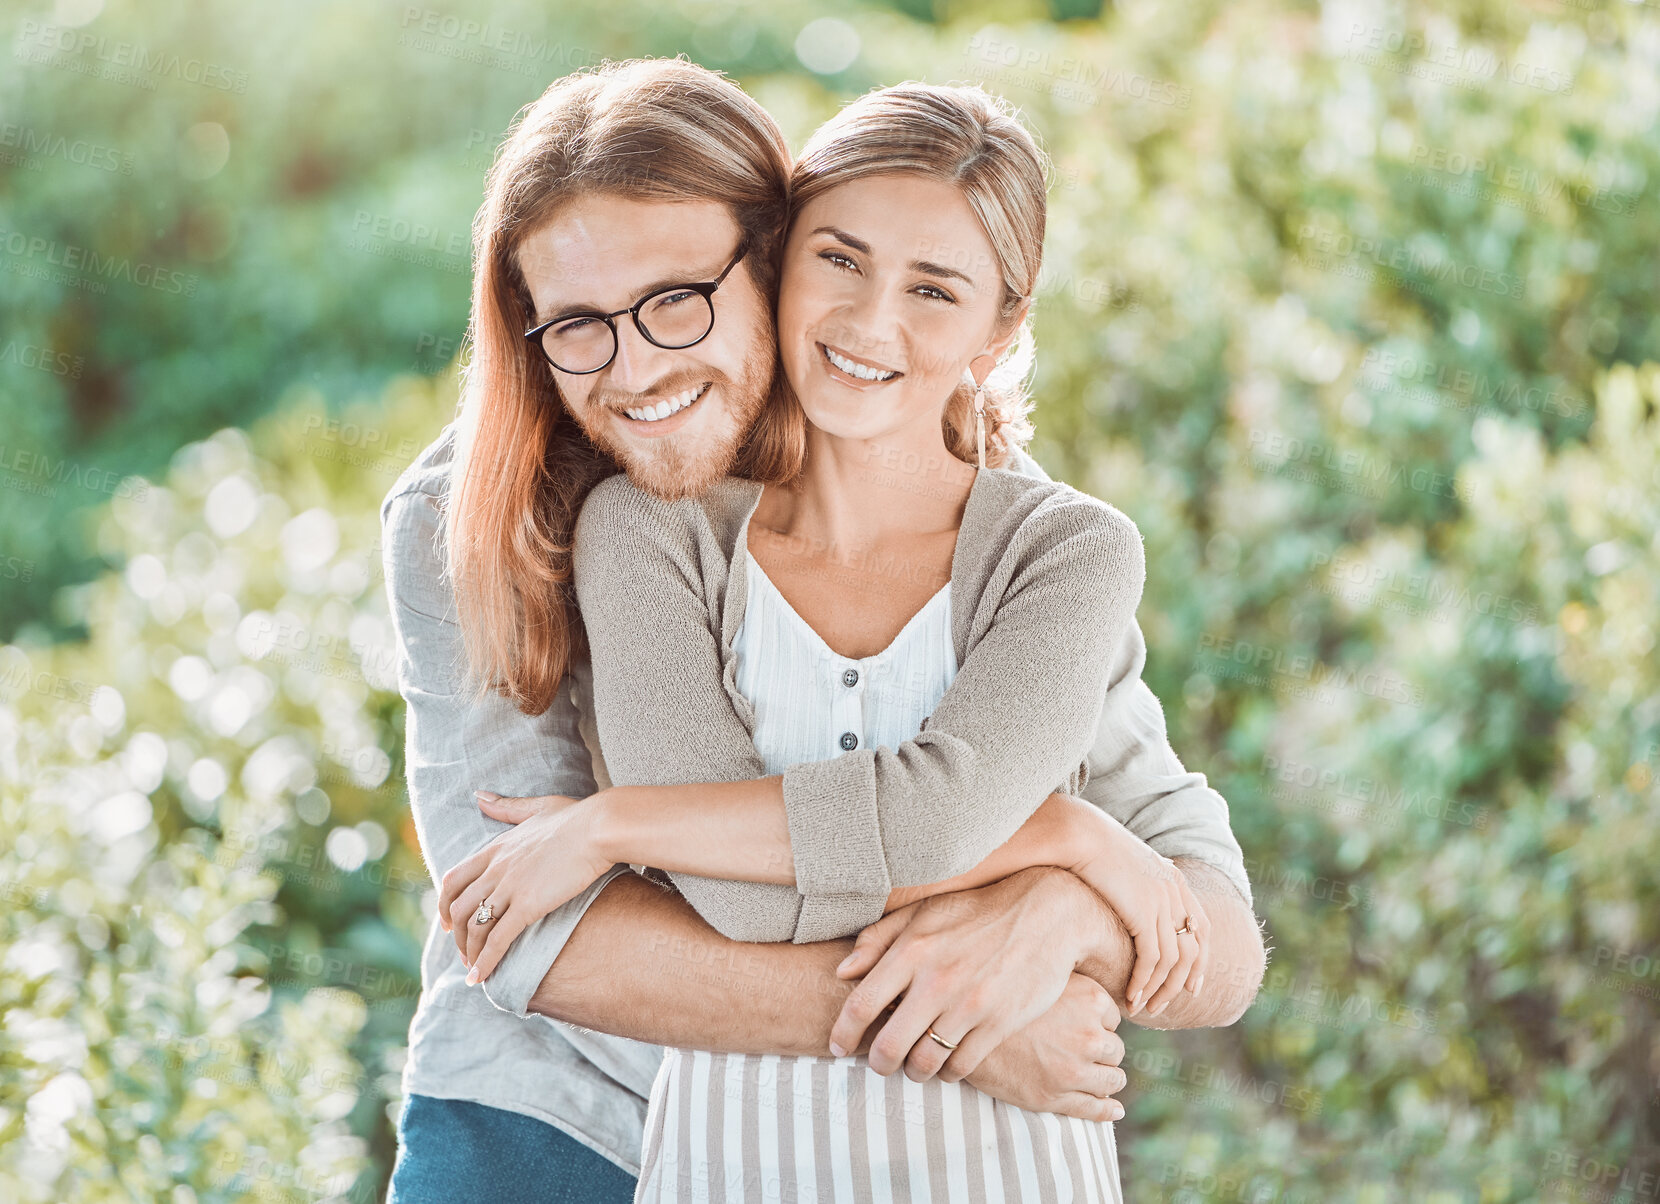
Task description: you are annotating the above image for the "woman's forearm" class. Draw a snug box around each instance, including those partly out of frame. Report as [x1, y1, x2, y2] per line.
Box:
[591, 782, 1102, 907]
[593, 778, 797, 884]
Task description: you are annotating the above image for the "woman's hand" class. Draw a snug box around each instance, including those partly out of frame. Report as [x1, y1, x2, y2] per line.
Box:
[436, 790, 614, 985]
[1063, 799, 1211, 1018]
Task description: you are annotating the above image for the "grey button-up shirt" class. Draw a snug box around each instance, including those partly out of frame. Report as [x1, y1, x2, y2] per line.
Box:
[381, 429, 662, 1174]
[383, 423, 1252, 1176]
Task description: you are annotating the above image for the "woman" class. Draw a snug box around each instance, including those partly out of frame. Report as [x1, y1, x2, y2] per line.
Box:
[447, 83, 1209, 1201]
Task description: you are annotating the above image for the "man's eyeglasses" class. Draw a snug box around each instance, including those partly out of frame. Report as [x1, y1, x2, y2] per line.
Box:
[524, 242, 749, 375]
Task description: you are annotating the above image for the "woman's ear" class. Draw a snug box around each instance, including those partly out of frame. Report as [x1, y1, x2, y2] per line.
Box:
[980, 299, 1031, 365]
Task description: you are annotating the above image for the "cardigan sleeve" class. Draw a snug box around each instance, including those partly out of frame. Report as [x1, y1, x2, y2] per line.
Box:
[572, 478, 807, 944]
[574, 475, 1145, 945]
[780, 496, 1146, 940]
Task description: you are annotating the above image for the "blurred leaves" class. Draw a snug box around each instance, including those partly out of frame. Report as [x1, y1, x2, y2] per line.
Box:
[2, 0, 1658, 1199]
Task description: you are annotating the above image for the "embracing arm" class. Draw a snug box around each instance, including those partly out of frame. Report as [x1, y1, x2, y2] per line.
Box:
[573, 474, 1145, 943]
[528, 871, 863, 1053]
[588, 777, 1080, 910]
[382, 475, 628, 1019]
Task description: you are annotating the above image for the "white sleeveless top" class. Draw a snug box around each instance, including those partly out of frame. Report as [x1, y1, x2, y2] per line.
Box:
[634, 558, 1124, 1203]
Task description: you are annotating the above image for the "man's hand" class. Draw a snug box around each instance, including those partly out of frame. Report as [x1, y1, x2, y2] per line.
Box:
[962, 973, 1126, 1122]
[828, 867, 1089, 1081]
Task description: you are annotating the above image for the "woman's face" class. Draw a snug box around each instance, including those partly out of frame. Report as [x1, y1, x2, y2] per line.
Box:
[777, 173, 1015, 448]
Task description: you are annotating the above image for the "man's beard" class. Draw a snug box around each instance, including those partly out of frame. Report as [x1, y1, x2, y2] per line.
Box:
[570, 343, 774, 502]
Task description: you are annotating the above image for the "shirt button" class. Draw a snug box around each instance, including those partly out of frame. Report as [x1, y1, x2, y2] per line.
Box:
[841, 668, 859, 688]
[839, 731, 859, 751]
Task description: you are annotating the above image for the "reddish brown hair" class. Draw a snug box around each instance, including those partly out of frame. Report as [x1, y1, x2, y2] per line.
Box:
[447, 57, 798, 714]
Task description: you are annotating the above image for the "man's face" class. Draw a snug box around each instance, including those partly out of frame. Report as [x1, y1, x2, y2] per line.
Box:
[517, 196, 776, 500]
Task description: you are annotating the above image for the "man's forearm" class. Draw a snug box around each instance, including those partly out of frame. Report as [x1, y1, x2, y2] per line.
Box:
[1072, 859, 1266, 1029]
[529, 872, 866, 1056]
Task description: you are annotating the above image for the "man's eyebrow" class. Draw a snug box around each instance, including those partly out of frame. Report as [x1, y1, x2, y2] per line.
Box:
[808, 224, 975, 287]
[534, 260, 727, 325]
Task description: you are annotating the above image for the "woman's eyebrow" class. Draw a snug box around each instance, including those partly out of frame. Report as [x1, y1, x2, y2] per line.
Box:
[810, 224, 975, 287]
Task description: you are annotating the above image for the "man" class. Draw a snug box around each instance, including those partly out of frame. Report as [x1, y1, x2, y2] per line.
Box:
[381, 57, 1265, 1203]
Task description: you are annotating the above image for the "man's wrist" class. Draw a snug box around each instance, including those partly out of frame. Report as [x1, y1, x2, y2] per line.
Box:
[1047, 868, 1133, 1000]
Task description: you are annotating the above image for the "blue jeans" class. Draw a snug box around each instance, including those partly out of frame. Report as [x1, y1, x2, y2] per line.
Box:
[388, 1094, 638, 1204]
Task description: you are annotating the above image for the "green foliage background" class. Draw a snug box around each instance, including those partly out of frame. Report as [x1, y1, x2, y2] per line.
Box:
[2, 0, 1656, 1199]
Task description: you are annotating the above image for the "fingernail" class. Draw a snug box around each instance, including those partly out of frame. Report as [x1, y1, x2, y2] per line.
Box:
[1151, 999, 1167, 1016]
[836, 954, 855, 974]
[465, 969, 478, 985]
[1109, 1104, 1124, 1121]
[829, 1042, 847, 1058]
[476, 791, 498, 802]
[1194, 975, 1204, 993]
[1129, 990, 1142, 1008]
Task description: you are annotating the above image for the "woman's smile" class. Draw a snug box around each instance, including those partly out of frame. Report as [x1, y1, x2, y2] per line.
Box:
[817, 341, 904, 388]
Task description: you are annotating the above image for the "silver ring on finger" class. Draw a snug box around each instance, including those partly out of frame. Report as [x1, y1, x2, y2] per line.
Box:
[473, 899, 496, 926]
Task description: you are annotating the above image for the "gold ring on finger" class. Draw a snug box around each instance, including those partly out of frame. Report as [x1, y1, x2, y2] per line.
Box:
[926, 1027, 961, 1052]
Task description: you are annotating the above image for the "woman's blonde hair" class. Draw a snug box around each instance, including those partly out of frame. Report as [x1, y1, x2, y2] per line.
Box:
[448, 57, 798, 714]
[789, 82, 1049, 468]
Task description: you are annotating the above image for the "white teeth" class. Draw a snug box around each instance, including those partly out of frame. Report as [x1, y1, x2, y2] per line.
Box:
[624, 383, 707, 422]
[823, 345, 897, 381]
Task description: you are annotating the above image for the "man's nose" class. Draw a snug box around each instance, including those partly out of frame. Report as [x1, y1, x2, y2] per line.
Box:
[605, 316, 678, 394]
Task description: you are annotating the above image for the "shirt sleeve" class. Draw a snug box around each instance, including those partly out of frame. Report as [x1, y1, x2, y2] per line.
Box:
[574, 476, 1145, 944]
[382, 483, 630, 1016]
[570, 484, 807, 944]
[1074, 616, 1254, 912]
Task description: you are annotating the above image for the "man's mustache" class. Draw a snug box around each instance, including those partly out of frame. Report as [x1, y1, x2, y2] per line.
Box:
[586, 370, 723, 413]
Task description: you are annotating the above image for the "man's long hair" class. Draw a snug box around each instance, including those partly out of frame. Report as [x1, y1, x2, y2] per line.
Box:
[447, 57, 799, 714]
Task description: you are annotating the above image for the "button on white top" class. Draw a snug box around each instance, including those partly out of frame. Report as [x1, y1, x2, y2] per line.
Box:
[734, 558, 957, 773]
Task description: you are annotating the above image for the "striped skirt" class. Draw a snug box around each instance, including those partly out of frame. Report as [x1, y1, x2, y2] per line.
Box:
[633, 1049, 1123, 1203]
